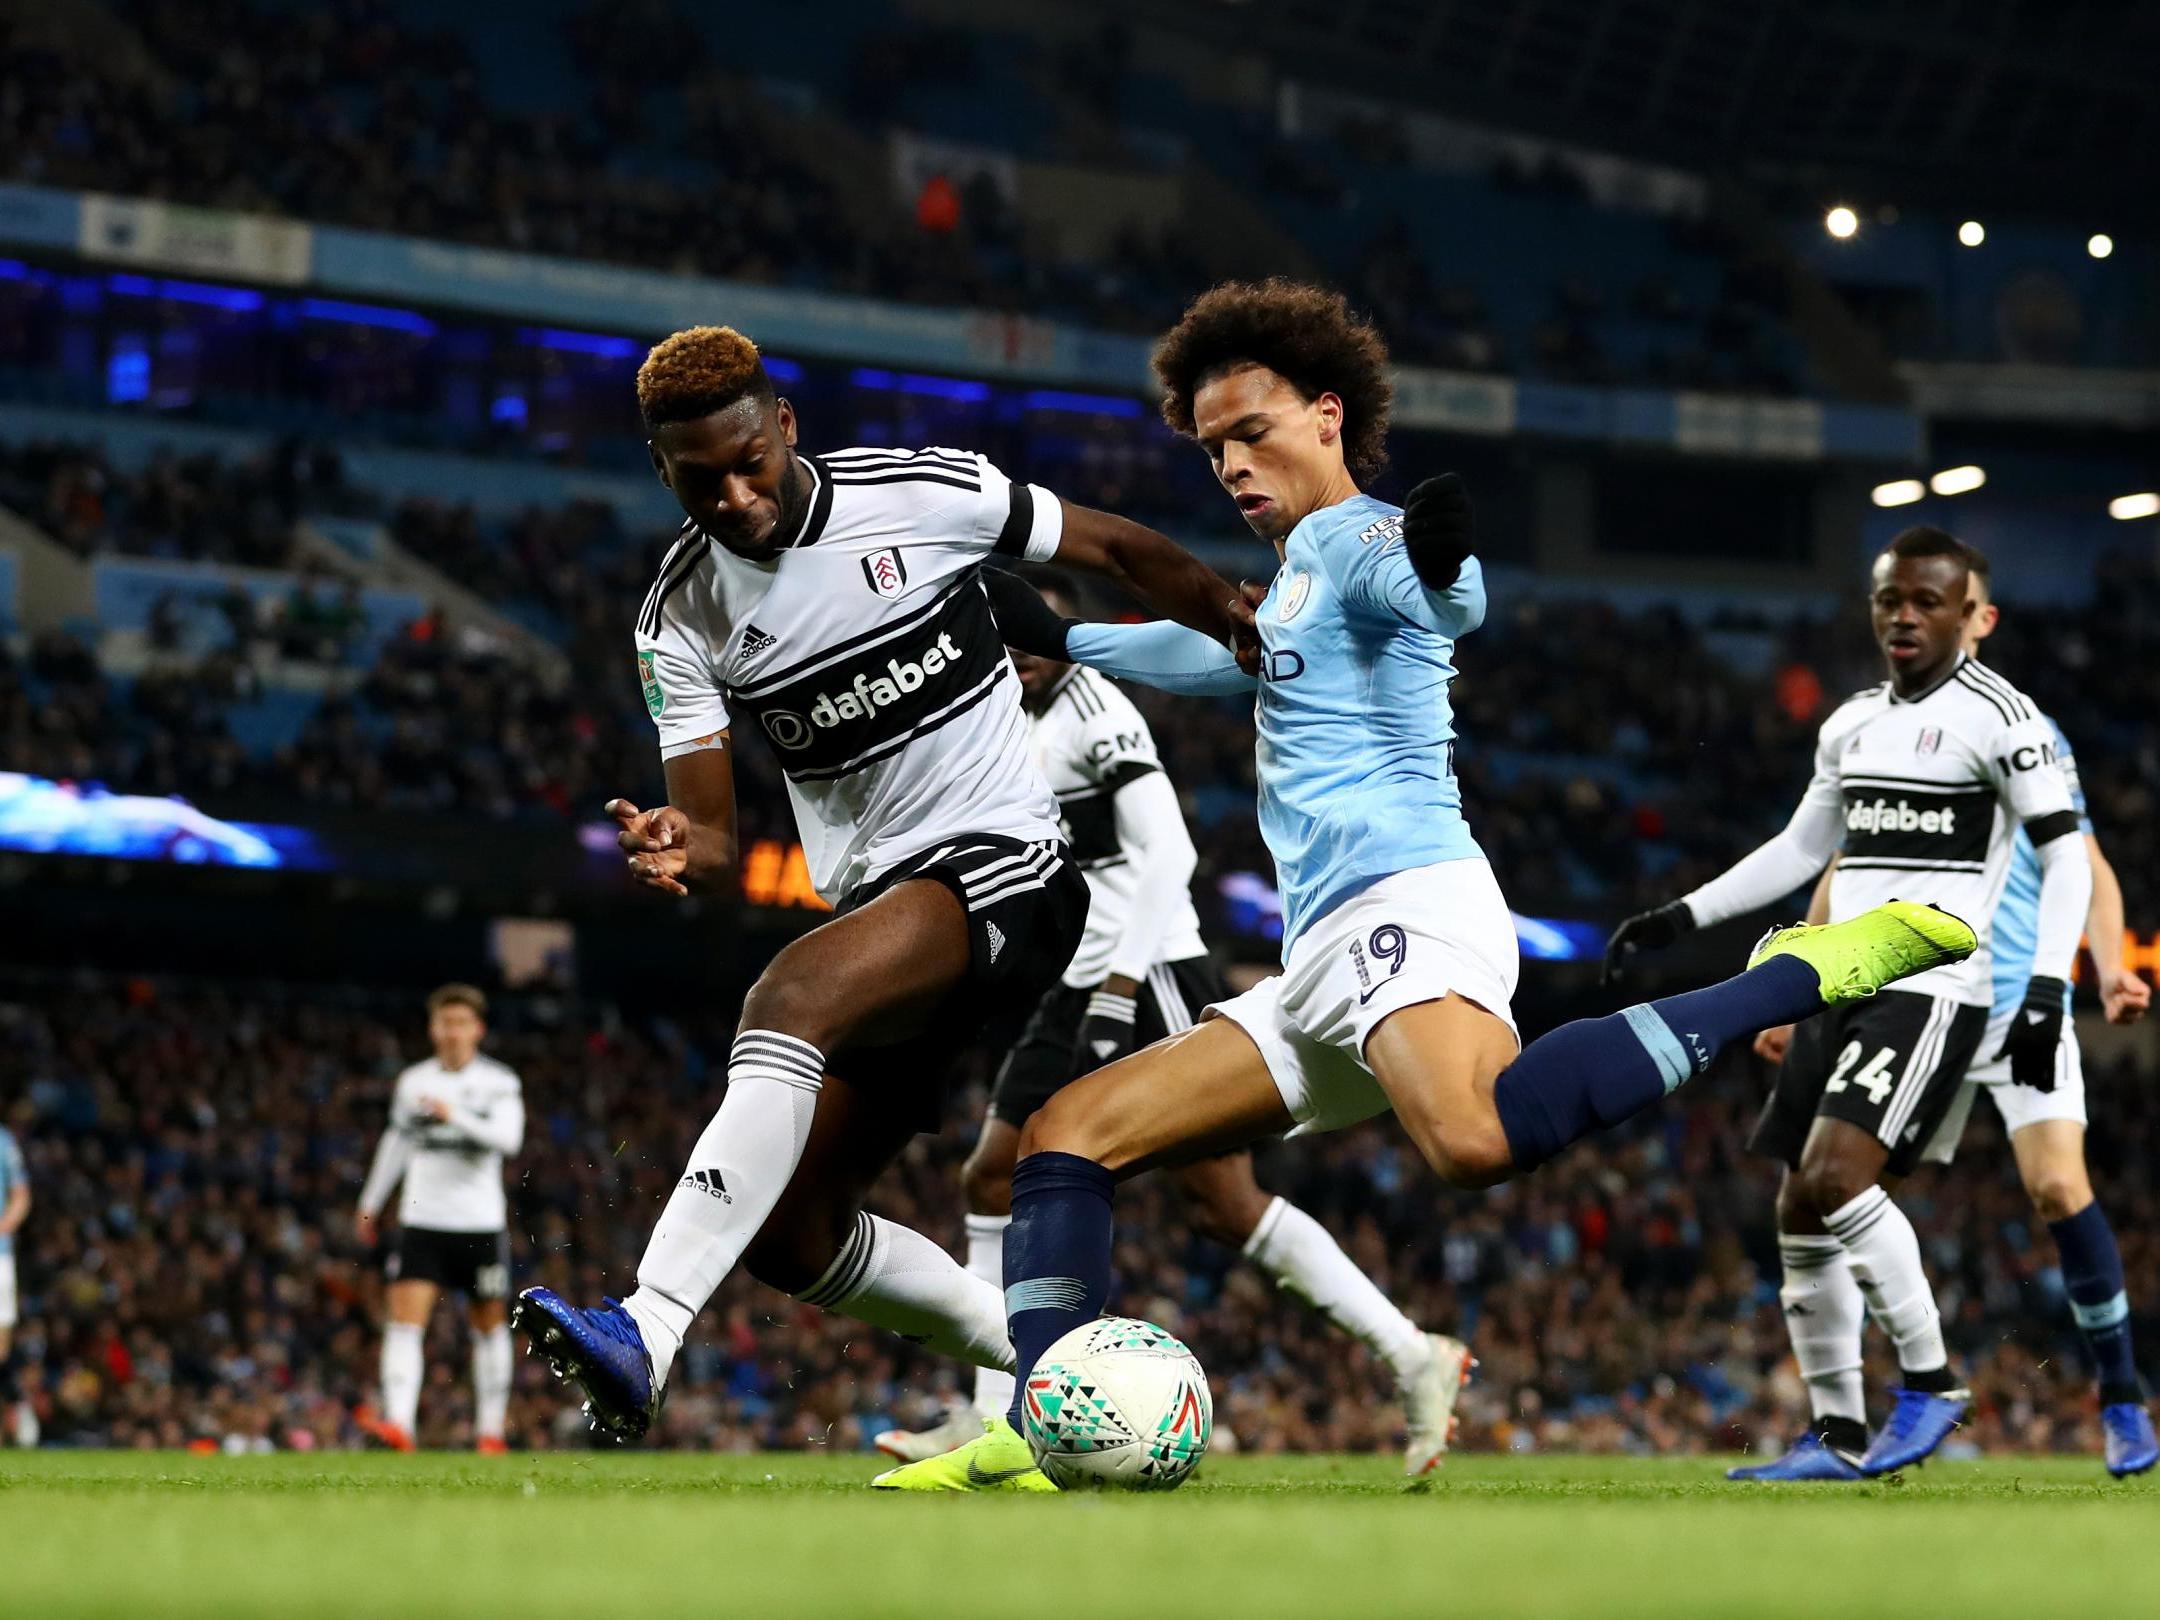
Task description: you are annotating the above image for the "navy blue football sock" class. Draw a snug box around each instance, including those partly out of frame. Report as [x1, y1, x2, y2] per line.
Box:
[2050, 1201, 2143, 1404]
[1495, 955, 1822, 1171]
[1002, 1150, 1115, 1430]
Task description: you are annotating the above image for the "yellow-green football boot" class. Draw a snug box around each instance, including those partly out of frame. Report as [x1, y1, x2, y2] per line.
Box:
[870, 1415, 1058, 1492]
[1748, 900, 1976, 1003]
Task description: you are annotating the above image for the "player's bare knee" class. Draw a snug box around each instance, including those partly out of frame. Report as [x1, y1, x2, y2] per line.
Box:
[1017, 1089, 1111, 1165]
[2024, 1167, 2091, 1225]
[738, 968, 835, 1049]
[1409, 1113, 1512, 1189]
[1793, 1151, 1874, 1218]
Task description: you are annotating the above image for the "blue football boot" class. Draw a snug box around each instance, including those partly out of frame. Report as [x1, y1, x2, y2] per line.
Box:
[2102, 1403, 2158, 1478]
[514, 1287, 658, 1440]
[1855, 1386, 1968, 1476]
[1727, 1432, 1864, 1482]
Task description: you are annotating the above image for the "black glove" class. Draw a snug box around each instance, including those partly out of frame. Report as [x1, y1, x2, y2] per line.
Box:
[978, 566, 1075, 659]
[1074, 987, 1139, 1072]
[1401, 472, 1476, 591]
[1603, 901, 1696, 986]
[1995, 977, 2067, 1091]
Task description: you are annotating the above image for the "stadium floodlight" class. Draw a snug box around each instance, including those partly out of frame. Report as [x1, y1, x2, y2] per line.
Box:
[1929, 465, 1986, 496]
[1825, 205, 1859, 240]
[1958, 220, 1986, 247]
[2109, 492, 2160, 521]
[1871, 479, 1927, 507]
[2089, 233, 2115, 259]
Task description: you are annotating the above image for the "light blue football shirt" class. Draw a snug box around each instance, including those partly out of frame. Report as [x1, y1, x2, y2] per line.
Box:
[1250, 493, 1488, 949]
[0, 1126, 24, 1257]
[1990, 715, 2090, 1017]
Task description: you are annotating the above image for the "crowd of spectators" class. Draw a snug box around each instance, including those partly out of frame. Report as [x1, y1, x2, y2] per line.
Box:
[0, 1, 1799, 389]
[2, 972, 2150, 1457]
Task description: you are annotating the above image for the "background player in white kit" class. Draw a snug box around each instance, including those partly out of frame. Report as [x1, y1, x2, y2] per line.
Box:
[1752, 553, 2157, 1477]
[1611, 528, 2093, 1478]
[0, 1120, 31, 1446]
[875, 570, 1469, 1476]
[355, 984, 526, 1453]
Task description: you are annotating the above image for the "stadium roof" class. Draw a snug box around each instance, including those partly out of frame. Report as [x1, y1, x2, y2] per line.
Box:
[1085, 0, 2160, 225]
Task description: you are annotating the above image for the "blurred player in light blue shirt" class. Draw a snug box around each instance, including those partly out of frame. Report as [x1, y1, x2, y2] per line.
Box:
[1, 1122, 31, 1446]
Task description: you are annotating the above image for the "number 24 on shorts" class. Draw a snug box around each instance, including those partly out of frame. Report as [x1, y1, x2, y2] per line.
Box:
[1824, 1040, 1899, 1105]
[1347, 925, 1409, 1005]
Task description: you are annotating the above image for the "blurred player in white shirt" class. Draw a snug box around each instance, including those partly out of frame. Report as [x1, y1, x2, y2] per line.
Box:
[355, 985, 526, 1452]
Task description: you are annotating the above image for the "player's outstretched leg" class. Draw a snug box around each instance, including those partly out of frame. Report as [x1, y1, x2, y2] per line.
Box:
[1492, 903, 1975, 1175]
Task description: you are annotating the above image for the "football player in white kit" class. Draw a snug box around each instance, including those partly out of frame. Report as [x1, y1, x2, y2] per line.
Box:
[1612, 528, 2095, 1478]
[356, 984, 526, 1452]
[1751, 553, 2157, 1476]
[515, 325, 1249, 1440]
[875, 570, 1470, 1476]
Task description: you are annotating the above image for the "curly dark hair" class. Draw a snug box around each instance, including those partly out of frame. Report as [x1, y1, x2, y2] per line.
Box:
[637, 325, 775, 431]
[1151, 279, 1394, 483]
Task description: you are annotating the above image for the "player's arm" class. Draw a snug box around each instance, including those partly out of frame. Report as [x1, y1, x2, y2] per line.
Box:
[1991, 715, 2093, 1085]
[1049, 502, 1248, 652]
[1604, 728, 1844, 981]
[0, 1179, 28, 1237]
[1079, 741, 1201, 1067]
[356, 1080, 415, 1244]
[2086, 835, 2149, 1024]
[979, 568, 1255, 696]
[441, 1079, 526, 1157]
[610, 746, 739, 898]
[1337, 473, 1487, 636]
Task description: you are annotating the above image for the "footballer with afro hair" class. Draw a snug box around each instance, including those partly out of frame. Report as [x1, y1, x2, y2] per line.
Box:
[1152, 278, 1396, 545]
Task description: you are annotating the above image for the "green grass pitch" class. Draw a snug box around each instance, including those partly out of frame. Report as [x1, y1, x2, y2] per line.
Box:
[2, 1451, 2150, 1619]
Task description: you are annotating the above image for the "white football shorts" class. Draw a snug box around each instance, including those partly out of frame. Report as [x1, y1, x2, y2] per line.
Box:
[1209, 858, 1520, 1136]
[0, 1252, 15, 1330]
[1920, 1003, 2086, 1165]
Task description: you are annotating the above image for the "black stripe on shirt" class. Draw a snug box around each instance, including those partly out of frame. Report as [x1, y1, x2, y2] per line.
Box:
[2025, 809, 2081, 846]
[994, 482, 1037, 556]
[826, 470, 980, 493]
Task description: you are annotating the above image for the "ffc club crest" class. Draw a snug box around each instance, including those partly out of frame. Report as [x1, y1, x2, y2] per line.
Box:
[861, 547, 908, 599]
[1916, 726, 1942, 755]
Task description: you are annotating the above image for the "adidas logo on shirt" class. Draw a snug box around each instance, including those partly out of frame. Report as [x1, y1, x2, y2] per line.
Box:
[682, 1168, 732, 1203]
[740, 624, 777, 658]
[985, 921, 1007, 963]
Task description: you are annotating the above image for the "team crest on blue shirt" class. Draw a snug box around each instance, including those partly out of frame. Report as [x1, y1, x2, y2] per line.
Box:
[1358, 514, 1403, 547]
[1278, 570, 1312, 623]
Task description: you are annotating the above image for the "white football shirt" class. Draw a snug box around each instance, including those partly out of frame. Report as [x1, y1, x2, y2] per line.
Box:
[1028, 667, 1204, 985]
[358, 1053, 525, 1233]
[636, 446, 1065, 901]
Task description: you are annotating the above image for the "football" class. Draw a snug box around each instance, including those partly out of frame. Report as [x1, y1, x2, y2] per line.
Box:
[1020, 1317, 1213, 1490]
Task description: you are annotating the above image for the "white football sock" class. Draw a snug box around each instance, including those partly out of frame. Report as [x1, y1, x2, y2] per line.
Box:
[1824, 1186, 1950, 1377]
[380, 1321, 423, 1435]
[1244, 1196, 1427, 1381]
[1778, 1233, 1866, 1426]
[472, 1324, 512, 1441]
[798, 1213, 1014, 1375]
[622, 1031, 824, 1388]
[964, 1213, 1015, 1419]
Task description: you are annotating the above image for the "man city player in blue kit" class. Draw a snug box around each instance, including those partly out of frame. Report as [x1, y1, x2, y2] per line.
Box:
[875, 278, 1978, 1490]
